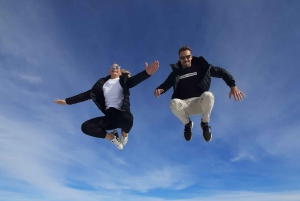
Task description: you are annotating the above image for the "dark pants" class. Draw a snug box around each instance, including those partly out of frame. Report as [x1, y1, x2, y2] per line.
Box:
[81, 108, 134, 138]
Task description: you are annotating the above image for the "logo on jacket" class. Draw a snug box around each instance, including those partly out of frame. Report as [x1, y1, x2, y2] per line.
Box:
[179, 72, 197, 79]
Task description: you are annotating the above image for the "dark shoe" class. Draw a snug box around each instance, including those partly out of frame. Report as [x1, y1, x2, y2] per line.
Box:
[201, 121, 212, 142]
[184, 119, 194, 141]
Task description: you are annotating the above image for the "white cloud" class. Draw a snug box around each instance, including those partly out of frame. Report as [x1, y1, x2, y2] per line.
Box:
[18, 74, 42, 84]
[0, 112, 197, 200]
[2, 188, 300, 201]
[230, 152, 256, 162]
[1, 1, 299, 201]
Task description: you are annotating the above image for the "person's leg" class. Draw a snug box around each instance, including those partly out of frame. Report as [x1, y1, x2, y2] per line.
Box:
[178, 92, 214, 123]
[81, 116, 112, 138]
[169, 99, 191, 124]
[116, 111, 133, 146]
[169, 92, 214, 142]
[81, 116, 123, 150]
[170, 98, 199, 141]
[199, 91, 214, 123]
[183, 92, 214, 142]
[197, 91, 214, 142]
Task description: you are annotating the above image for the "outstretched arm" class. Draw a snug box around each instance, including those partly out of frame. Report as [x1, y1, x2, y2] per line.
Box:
[127, 61, 159, 88]
[210, 66, 245, 101]
[53, 90, 91, 105]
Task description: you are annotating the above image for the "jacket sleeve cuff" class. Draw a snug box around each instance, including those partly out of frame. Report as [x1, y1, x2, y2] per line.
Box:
[143, 70, 152, 77]
[65, 98, 72, 105]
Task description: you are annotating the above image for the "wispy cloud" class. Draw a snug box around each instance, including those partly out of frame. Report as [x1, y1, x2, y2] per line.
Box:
[230, 152, 256, 162]
[0, 111, 196, 198]
[1, 0, 300, 200]
[18, 74, 42, 84]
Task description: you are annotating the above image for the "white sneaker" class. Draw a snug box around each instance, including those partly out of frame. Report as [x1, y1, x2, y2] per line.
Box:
[110, 135, 123, 150]
[120, 135, 128, 146]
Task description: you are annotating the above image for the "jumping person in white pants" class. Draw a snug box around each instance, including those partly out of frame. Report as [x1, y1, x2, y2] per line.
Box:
[154, 46, 245, 142]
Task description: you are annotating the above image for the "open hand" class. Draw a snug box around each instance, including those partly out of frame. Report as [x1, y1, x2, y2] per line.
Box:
[145, 60, 159, 75]
[229, 86, 245, 101]
[53, 99, 67, 105]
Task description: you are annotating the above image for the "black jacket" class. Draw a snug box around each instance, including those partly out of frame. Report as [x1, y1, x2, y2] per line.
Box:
[156, 56, 236, 99]
[65, 70, 151, 115]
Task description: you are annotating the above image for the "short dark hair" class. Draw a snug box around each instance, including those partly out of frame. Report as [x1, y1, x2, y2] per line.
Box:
[178, 46, 192, 55]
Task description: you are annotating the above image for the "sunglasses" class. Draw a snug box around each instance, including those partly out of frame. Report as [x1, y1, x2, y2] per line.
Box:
[110, 66, 121, 69]
[179, 55, 192, 60]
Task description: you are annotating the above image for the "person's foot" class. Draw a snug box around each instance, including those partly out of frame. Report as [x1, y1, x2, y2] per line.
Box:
[111, 130, 119, 138]
[201, 121, 212, 142]
[184, 119, 194, 141]
[110, 130, 123, 150]
[120, 135, 128, 146]
[112, 130, 128, 146]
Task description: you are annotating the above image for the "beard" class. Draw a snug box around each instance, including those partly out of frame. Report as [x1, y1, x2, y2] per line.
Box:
[182, 61, 191, 68]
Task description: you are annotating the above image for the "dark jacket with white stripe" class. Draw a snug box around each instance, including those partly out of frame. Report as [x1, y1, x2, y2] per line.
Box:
[156, 56, 236, 99]
[65, 70, 151, 115]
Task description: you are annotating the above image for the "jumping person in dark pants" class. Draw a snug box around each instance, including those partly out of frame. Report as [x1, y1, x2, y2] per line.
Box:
[54, 61, 159, 150]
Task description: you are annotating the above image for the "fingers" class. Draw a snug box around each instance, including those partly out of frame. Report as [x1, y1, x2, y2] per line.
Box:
[233, 91, 245, 101]
[154, 89, 164, 98]
[230, 87, 245, 102]
[240, 92, 246, 98]
[150, 61, 159, 70]
[154, 90, 159, 97]
[146, 61, 159, 75]
[53, 99, 66, 105]
[231, 92, 237, 101]
[238, 91, 246, 101]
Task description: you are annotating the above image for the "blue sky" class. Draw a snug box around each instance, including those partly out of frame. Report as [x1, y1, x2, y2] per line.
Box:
[0, 0, 300, 200]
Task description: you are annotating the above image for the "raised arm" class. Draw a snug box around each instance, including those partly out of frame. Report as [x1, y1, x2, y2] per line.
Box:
[127, 61, 159, 88]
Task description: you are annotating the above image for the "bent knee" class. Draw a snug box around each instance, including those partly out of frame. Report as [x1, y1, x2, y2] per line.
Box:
[122, 111, 134, 122]
[203, 91, 214, 98]
[170, 99, 184, 111]
[81, 123, 88, 134]
[81, 122, 89, 134]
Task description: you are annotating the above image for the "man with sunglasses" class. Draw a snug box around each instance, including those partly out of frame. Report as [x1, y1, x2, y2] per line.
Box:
[54, 61, 159, 150]
[154, 46, 245, 142]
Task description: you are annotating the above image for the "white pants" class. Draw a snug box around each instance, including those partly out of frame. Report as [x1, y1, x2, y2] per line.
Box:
[169, 92, 215, 125]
